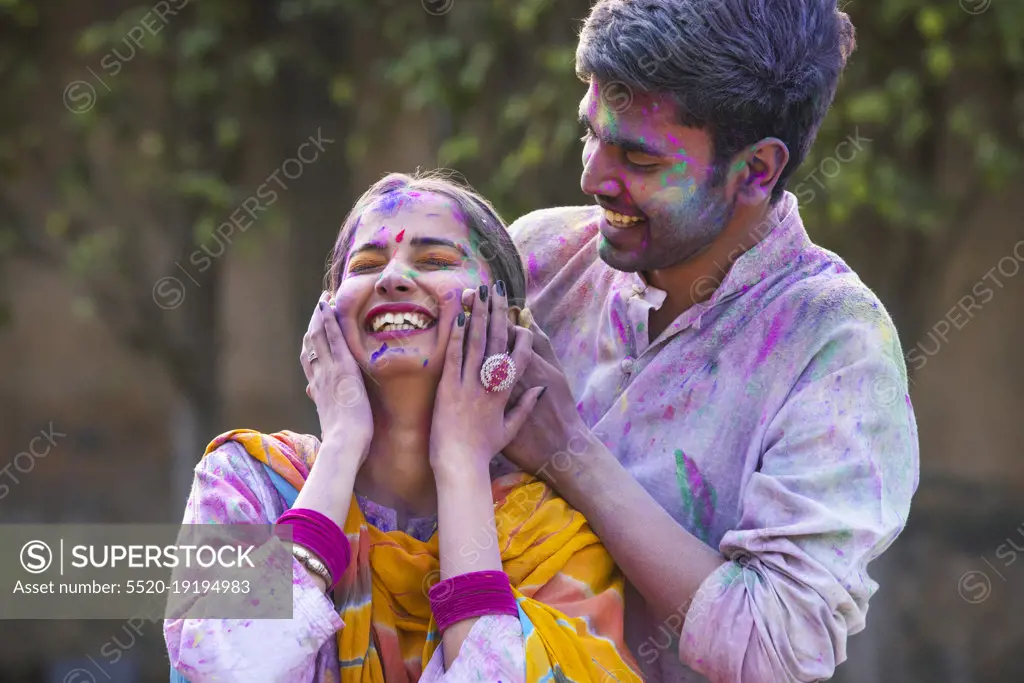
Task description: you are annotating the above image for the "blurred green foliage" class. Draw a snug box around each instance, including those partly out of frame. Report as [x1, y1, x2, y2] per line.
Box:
[0, 0, 1021, 327]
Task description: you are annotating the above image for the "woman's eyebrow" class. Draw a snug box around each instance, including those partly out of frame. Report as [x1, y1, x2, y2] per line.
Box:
[408, 236, 469, 257]
[348, 239, 388, 257]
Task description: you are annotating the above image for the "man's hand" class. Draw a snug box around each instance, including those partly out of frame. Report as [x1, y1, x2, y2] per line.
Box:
[503, 320, 595, 486]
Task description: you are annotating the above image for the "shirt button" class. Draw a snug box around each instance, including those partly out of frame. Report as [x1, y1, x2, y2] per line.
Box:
[620, 356, 635, 373]
[631, 283, 646, 296]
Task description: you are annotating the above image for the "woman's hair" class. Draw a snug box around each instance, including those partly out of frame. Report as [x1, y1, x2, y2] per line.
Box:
[576, 0, 856, 204]
[326, 170, 527, 309]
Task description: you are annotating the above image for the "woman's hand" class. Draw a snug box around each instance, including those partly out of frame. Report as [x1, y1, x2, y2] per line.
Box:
[300, 291, 374, 459]
[429, 281, 546, 480]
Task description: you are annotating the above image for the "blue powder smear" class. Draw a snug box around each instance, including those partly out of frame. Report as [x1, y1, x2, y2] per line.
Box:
[370, 343, 389, 363]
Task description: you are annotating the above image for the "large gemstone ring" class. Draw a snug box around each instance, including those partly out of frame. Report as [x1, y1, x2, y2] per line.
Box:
[479, 353, 516, 393]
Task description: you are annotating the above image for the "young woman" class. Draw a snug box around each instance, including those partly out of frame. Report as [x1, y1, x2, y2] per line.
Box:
[164, 172, 641, 682]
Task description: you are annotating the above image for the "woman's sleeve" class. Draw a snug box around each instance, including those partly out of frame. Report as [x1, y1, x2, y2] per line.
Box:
[419, 615, 526, 682]
[164, 442, 345, 683]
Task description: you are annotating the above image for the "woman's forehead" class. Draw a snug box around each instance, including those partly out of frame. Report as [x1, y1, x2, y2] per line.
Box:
[351, 192, 470, 245]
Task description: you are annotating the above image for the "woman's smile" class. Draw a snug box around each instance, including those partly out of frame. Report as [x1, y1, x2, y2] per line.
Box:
[364, 302, 439, 341]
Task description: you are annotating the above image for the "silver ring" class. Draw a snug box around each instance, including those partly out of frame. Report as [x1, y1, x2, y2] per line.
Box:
[307, 349, 318, 363]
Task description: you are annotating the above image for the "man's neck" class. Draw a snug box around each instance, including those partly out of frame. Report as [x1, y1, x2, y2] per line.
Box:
[644, 201, 775, 339]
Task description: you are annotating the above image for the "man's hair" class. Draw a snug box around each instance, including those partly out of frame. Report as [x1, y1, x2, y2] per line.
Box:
[326, 170, 526, 308]
[576, 0, 856, 203]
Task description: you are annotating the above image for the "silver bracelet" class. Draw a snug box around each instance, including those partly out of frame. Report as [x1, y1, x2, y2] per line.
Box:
[291, 544, 333, 590]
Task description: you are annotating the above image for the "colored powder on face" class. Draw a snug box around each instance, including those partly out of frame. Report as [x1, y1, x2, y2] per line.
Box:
[675, 448, 717, 544]
[370, 343, 389, 363]
[422, 359, 428, 367]
[396, 229, 405, 242]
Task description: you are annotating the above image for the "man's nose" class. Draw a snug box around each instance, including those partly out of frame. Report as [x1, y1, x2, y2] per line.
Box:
[580, 145, 622, 199]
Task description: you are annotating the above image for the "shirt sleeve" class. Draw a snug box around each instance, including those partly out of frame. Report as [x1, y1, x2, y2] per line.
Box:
[164, 443, 345, 683]
[678, 313, 920, 682]
[419, 615, 526, 682]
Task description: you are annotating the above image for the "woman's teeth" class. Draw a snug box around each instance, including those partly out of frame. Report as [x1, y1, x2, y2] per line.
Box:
[604, 209, 644, 227]
[370, 311, 435, 332]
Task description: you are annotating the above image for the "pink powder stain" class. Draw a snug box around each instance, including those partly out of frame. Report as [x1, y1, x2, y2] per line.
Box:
[610, 307, 629, 346]
[624, 421, 632, 436]
[527, 253, 540, 279]
[663, 405, 675, 420]
[395, 229, 405, 242]
[755, 315, 786, 365]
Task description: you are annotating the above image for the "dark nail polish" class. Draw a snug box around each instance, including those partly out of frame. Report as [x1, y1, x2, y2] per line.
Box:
[318, 301, 325, 310]
[496, 280, 506, 297]
[479, 285, 488, 302]
[457, 312, 466, 327]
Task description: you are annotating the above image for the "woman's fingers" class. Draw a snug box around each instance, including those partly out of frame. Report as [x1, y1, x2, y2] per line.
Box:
[309, 294, 334, 367]
[486, 281, 509, 357]
[463, 285, 489, 377]
[323, 294, 350, 365]
[300, 292, 330, 382]
[443, 307, 468, 384]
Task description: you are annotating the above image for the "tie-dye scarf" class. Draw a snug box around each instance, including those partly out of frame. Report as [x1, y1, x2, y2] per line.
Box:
[204, 429, 641, 682]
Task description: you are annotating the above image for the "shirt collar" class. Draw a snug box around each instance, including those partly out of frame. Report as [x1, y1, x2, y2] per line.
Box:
[632, 190, 808, 310]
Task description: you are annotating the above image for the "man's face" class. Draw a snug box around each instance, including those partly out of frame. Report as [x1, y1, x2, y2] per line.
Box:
[579, 80, 736, 272]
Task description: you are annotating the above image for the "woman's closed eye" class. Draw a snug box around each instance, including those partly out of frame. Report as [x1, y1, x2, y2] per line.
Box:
[347, 256, 458, 274]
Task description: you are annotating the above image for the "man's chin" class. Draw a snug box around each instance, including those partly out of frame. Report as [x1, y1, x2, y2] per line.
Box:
[597, 238, 650, 273]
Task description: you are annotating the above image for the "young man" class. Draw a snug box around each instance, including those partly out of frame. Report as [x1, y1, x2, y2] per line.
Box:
[502, 1, 919, 681]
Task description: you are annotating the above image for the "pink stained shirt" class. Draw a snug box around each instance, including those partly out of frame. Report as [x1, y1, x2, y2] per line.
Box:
[506, 191, 919, 683]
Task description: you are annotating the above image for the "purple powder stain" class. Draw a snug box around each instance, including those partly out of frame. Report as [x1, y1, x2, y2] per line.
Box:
[422, 359, 429, 367]
[370, 343, 389, 363]
[755, 314, 786, 365]
[527, 253, 539, 279]
[624, 421, 632, 436]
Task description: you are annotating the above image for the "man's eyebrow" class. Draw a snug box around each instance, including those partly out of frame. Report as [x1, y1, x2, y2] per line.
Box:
[578, 111, 666, 157]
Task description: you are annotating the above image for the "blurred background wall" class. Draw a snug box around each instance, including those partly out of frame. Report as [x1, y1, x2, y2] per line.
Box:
[0, 0, 1022, 681]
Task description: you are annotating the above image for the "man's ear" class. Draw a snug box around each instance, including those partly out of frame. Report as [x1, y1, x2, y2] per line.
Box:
[726, 138, 789, 205]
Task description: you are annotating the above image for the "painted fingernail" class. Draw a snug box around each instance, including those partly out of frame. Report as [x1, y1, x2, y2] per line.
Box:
[318, 301, 325, 310]
[538, 386, 548, 399]
[478, 285, 488, 302]
[495, 280, 506, 297]
[457, 312, 466, 327]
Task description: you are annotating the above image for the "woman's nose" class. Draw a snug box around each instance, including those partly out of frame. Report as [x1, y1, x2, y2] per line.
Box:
[375, 263, 415, 295]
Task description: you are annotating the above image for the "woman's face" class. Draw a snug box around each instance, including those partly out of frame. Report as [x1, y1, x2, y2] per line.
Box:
[334, 192, 494, 378]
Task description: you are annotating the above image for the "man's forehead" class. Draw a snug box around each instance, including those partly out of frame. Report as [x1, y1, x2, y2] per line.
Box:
[580, 81, 674, 123]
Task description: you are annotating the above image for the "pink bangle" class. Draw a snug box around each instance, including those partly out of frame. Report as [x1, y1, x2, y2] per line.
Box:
[428, 570, 518, 632]
[276, 508, 350, 590]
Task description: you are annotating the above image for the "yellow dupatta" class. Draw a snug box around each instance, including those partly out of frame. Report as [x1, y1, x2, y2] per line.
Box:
[205, 429, 642, 682]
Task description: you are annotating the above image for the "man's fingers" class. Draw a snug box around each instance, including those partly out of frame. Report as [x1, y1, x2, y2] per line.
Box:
[528, 319, 560, 367]
[503, 386, 546, 441]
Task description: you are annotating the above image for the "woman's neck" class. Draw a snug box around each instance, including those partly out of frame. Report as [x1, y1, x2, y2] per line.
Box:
[354, 375, 438, 527]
